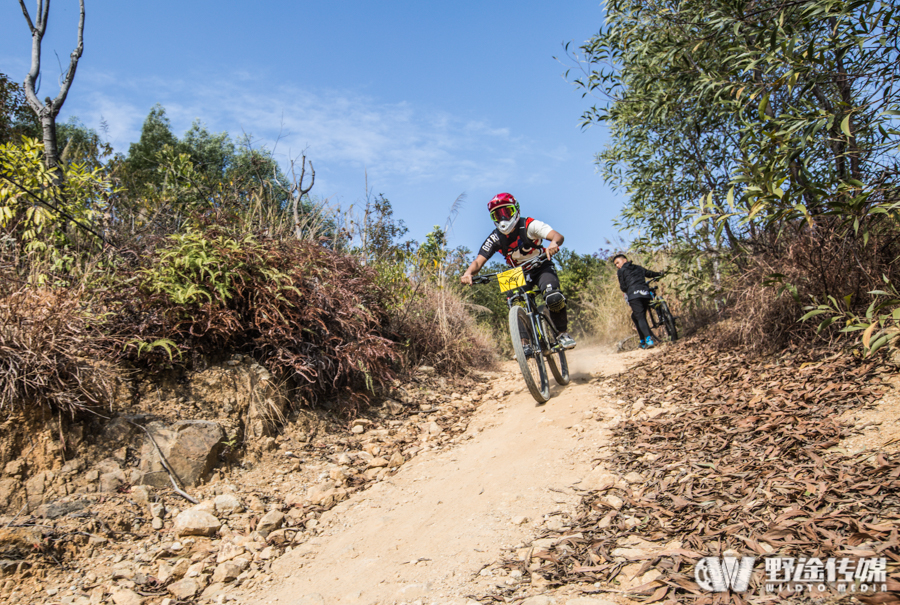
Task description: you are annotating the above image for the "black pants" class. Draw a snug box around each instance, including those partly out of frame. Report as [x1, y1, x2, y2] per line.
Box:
[629, 297, 652, 340]
[525, 262, 568, 332]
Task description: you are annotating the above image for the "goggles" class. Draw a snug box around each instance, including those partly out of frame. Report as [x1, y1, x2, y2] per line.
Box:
[490, 205, 517, 223]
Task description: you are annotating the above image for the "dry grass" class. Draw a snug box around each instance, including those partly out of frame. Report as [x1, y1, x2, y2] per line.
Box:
[0, 283, 117, 415]
[392, 278, 497, 374]
[578, 272, 635, 344]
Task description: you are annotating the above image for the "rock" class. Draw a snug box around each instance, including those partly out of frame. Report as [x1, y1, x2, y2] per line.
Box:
[100, 470, 127, 493]
[260, 546, 277, 560]
[167, 578, 201, 600]
[170, 558, 190, 579]
[425, 421, 443, 436]
[138, 421, 225, 488]
[0, 527, 42, 556]
[579, 467, 625, 492]
[336, 453, 352, 465]
[200, 582, 227, 600]
[611, 545, 657, 559]
[603, 495, 624, 510]
[193, 500, 217, 514]
[511, 515, 530, 525]
[530, 573, 552, 589]
[521, 597, 555, 605]
[351, 425, 365, 434]
[396, 583, 430, 599]
[172, 510, 221, 537]
[149, 502, 165, 518]
[328, 467, 347, 483]
[388, 452, 405, 468]
[3, 460, 25, 476]
[368, 457, 389, 468]
[214, 494, 243, 514]
[130, 485, 151, 505]
[157, 562, 173, 584]
[256, 510, 284, 537]
[34, 498, 89, 519]
[266, 529, 290, 546]
[566, 599, 618, 605]
[0, 560, 20, 574]
[0, 478, 19, 508]
[383, 399, 404, 415]
[623, 471, 644, 484]
[25, 470, 53, 505]
[216, 542, 245, 563]
[248, 495, 266, 512]
[211, 561, 242, 583]
[110, 589, 143, 605]
[544, 516, 566, 532]
[306, 482, 336, 506]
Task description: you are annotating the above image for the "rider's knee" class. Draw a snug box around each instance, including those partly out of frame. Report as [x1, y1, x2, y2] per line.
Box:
[545, 290, 567, 313]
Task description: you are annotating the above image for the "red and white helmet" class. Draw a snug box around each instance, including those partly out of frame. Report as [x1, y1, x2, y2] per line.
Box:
[488, 193, 519, 235]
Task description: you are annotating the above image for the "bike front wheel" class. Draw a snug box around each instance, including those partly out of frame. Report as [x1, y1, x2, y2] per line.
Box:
[540, 312, 570, 386]
[509, 305, 550, 403]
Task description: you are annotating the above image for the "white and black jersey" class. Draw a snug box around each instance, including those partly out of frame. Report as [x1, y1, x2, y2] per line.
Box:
[478, 217, 553, 267]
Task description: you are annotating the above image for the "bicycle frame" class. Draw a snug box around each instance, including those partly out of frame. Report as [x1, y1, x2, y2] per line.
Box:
[474, 258, 560, 358]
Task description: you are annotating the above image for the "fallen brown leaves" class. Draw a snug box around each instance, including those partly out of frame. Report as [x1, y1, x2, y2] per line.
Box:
[538, 335, 900, 604]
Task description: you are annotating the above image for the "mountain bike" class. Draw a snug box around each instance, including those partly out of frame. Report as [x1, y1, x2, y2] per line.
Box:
[647, 276, 678, 342]
[473, 257, 569, 404]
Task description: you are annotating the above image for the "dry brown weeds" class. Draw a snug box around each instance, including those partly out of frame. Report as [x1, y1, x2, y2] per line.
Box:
[0, 285, 117, 415]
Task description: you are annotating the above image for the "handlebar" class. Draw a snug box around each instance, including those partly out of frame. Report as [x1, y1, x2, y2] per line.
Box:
[470, 255, 547, 284]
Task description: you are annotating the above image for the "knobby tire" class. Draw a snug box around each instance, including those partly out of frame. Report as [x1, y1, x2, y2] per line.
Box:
[660, 302, 678, 342]
[508, 305, 550, 403]
[540, 311, 569, 386]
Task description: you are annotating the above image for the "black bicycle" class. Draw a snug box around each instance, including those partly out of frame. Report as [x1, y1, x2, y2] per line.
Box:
[473, 257, 569, 403]
[647, 276, 678, 342]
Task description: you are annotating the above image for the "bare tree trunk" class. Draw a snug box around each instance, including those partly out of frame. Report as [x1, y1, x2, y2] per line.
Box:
[19, 0, 86, 175]
[289, 155, 314, 240]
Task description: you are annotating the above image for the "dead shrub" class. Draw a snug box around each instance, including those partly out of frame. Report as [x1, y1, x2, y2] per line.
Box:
[714, 219, 900, 353]
[0, 283, 117, 415]
[106, 228, 399, 412]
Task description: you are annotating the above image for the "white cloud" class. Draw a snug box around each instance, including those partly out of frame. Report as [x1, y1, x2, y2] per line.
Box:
[60, 72, 565, 196]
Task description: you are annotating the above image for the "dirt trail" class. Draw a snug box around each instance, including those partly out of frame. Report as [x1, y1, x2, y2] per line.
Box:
[244, 344, 651, 605]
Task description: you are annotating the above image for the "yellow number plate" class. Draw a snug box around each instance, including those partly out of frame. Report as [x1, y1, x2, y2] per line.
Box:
[497, 267, 526, 292]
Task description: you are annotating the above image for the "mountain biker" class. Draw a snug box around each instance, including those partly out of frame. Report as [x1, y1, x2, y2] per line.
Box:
[613, 254, 664, 349]
[460, 193, 576, 350]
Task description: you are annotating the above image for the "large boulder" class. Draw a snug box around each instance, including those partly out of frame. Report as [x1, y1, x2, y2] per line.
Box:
[138, 421, 224, 488]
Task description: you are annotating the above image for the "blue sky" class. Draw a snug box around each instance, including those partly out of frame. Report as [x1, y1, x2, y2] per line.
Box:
[0, 1, 628, 255]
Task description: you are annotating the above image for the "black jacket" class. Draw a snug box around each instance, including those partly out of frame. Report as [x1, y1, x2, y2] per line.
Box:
[617, 261, 663, 300]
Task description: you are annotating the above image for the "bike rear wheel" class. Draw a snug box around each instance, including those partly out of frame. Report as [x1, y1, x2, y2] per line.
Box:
[659, 301, 678, 341]
[509, 305, 550, 403]
[539, 312, 569, 386]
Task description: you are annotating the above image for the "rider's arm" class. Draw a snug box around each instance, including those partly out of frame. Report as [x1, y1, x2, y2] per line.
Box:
[644, 267, 664, 279]
[545, 229, 564, 258]
[461, 254, 489, 285]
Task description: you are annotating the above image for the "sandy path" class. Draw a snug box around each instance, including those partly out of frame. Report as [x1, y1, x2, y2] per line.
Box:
[246, 344, 650, 605]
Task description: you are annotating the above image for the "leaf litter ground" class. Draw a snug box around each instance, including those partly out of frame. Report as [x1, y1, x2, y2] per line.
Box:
[483, 335, 900, 604]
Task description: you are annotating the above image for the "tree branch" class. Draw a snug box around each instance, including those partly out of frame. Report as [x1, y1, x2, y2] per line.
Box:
[18, 0, 35, 32]
[51, 0, 85, 117]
